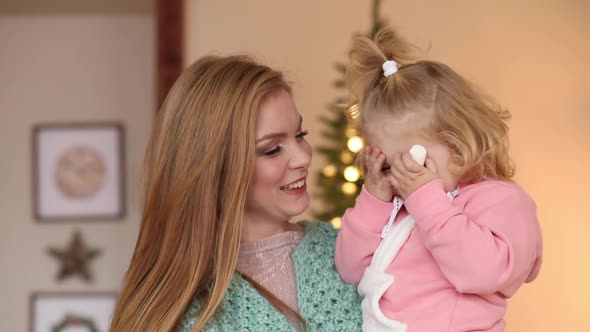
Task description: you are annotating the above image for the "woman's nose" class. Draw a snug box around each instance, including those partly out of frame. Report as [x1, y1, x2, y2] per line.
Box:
[289, 142, 312, 169]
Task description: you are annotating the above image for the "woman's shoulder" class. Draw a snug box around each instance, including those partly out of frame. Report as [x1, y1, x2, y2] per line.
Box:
[178, 283, 237, 332]
[178, 297, 203, 332]
[299, 220, 338, 242]
[179, 295, 223, 332]
[178, 275, 294, 332]
[294, 220, 363, 331]
[295, 220, 340, 259]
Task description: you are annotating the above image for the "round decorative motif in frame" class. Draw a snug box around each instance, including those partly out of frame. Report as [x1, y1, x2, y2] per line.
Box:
[54, 145, 107, 199]
[51, 314, 99, 332]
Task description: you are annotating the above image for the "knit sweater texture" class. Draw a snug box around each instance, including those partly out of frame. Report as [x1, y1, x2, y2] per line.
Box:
[179, 221, 363, 332]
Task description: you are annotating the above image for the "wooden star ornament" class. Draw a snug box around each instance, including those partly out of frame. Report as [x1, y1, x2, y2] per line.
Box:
[47, 231, 101, 283]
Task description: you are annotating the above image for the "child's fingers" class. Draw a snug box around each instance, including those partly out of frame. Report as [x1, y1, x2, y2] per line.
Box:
[388, 174, 400, 190]
[392, 153, 410, 177]
[371, 146, 382, 159]
[424, 157, 438, 174]
[369, 153, 385, 176]
[367, 148, 377, 166]
[390, 163, 404, 184]
[402, 153, 422, 172]
[363, 146, 372, 160]
[363, 147, 372, 170]
[364, 146, 386, 177]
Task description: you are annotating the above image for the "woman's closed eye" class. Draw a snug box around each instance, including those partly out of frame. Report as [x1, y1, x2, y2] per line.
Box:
[263, 146, 281, 156]
[261, 130, 308, 156]
[296, 130, 309, 141]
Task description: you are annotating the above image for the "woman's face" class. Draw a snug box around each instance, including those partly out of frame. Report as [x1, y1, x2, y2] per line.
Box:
[244, 89, 312, 230]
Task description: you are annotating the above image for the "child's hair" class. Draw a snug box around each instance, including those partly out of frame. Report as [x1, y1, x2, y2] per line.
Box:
[346, 29, 514, 184]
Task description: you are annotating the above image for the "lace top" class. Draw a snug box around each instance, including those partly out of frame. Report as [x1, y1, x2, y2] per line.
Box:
[236, 230, 303, 314]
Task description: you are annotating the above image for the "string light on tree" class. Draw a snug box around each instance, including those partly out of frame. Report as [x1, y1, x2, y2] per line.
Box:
[313, 0, 386, 222]
[341, 182, 358, 195]
[331, 217, 342, 229]
[343, 166, 361, 182]
[322, 165, 338, 177]
[340, 151, 354, 164]
[347, 136, 364, 153]
[347, 103, 360, 121]
[345, 127, 358, 138]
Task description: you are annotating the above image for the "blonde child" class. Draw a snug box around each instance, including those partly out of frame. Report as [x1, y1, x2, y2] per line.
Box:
[334, 29, 543, 332]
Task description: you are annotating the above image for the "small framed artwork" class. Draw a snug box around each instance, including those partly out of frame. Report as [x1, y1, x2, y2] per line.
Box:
[30, 292, 118, 332]
[32, 123, 125, 221]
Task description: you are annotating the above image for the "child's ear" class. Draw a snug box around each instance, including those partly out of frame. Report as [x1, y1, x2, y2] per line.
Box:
[449, 158, 469, 181]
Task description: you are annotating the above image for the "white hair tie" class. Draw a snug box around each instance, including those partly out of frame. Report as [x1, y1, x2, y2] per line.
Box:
[382, 60, 398, 77]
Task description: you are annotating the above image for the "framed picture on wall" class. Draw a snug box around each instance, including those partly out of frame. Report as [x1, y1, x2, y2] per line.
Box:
[30, 292, 117, 332]
[32, 123, 125, 221]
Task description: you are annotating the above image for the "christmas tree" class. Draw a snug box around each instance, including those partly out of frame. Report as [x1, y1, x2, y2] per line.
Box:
[313, 0, 386, 228]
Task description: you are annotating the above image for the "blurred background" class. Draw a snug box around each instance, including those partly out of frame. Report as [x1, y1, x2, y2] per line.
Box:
[1, 0, 589, 331]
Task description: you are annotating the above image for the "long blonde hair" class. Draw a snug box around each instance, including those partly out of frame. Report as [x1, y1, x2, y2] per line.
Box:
[347, 29, 514, 183]
[109, 55, 299, 331]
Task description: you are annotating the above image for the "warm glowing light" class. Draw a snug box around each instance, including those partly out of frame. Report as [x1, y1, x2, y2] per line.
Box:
[347, 136, 364, 153]
[345, 127, 358, 138]
[331, 217, 342, 229]
[343, 166, 361, 182]
[322, 165, 337, 177]
[347, 104, 360, 120]
[340, 151, 354, 164]
[341, 182, 358, 195]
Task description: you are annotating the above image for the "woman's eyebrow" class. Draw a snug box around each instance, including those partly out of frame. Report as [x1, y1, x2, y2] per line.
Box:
[256, 116, 304, 143]
[255, 132, 287, 143]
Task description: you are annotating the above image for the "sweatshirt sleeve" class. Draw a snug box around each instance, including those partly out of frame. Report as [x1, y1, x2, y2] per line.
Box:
[335, 186, 393, 285]
[404, 179, 543, 295]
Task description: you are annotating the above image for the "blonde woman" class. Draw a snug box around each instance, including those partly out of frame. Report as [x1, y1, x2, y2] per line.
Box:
[109, 55, 363, 331]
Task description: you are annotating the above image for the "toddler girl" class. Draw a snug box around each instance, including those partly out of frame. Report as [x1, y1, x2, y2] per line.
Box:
[334, 29, 543, 332]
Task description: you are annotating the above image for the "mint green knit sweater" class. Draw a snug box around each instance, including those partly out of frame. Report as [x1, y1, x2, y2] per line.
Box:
[179, 221, 363, 331]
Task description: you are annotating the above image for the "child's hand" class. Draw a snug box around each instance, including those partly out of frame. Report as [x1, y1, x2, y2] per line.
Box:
[389, 152, 439, 199]
[362, 145, 395, 202]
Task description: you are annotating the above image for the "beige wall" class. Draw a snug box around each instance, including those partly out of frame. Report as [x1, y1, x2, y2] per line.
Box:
[186, 0, 590, 330]
[0, 16, 154, 331]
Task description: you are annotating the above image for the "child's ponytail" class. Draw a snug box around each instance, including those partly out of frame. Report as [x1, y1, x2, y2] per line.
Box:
[346, 29, 418, 105]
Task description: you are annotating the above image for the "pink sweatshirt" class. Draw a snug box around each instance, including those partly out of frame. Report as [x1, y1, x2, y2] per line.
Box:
[335, 179, 543, 332]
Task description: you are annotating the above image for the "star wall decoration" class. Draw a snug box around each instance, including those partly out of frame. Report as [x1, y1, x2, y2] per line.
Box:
[47, 231, 101, 282]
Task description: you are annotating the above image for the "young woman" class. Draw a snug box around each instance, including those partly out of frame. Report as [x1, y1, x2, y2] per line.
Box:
[109, 55, 363, 331]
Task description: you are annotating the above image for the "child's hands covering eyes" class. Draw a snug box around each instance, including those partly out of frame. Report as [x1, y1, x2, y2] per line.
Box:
[389, 152, 439, 199]
[362, 145, 395, 202]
